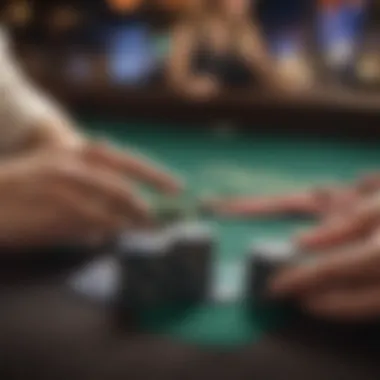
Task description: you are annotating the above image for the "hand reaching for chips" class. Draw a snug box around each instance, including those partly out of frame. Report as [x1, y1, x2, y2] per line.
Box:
[269, 191, 380, 321]
[0, 143, 182, 251]
[203, 172, 380, 221]
[203, 186, 359, 219]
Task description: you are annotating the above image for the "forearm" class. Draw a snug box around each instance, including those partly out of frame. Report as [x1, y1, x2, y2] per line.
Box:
[0, 27, 82, 155]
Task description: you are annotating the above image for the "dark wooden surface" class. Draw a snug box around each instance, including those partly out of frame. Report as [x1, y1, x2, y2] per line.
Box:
[36, 76, 380, 136]
[12, 46, 380, 135]
[1, 264, 380, 380]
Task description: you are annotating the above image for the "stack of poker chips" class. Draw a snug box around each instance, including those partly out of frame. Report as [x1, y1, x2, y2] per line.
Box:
[118, 231, 171, 312]
[166, 223, 214, 304]
[117, 222, 215, 315]
[247, 241, 299, 307]
[67, 230, 311, 330]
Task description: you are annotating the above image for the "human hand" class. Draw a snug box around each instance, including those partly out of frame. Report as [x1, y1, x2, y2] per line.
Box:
[23, 118, 181, 195]
[269, 192, 380, 321]
[0, 143, 182, 251]
[314, 173, 380, 222]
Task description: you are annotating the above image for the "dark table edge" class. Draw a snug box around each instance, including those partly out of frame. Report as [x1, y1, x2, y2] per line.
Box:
[35, 78, 380, 137]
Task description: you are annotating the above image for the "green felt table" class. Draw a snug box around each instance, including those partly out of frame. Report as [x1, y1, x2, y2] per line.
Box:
[81, 118, 380, 348]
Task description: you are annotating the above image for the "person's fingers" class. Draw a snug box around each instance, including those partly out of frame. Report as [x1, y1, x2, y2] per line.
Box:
[296, 216, 362, 250]
[269, 238, 380, 297]
[327, 188, 359, 216]
[0, 207, 92, 249]
[311, 187, 335, 213]
[84, 143, 183, 194]
[54, 164, 150, 225]
[297, 193, 380, 250]
[52, 186, 128, 232]
[205, 186, 357, 219]
[203, 196, 280, 216]
[18, 188, 127, 248]
[203, 193, 322, 217]
[303, 284, 380, 321]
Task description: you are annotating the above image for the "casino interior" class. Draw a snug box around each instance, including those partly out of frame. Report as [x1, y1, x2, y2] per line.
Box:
[2, 0, 380, 128]
[1, 1, 380, 380]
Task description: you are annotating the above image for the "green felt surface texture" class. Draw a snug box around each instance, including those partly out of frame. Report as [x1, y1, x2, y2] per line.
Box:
[82, 118, 380, 347]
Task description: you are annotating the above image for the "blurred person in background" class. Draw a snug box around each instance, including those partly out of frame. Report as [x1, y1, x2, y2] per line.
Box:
[167, 0, 295, 99]
[257, 0, 314, 90]
[0, 26, 181, 251]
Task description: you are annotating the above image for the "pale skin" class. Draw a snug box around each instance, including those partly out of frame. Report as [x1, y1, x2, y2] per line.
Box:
[4, 22, 380, 320]
[203, 163, 380, 320]
[0, 28, 182, 250]
[0, 123, 182, 251]
[0, 144, 181, 250]
[270, 191, 380, 321]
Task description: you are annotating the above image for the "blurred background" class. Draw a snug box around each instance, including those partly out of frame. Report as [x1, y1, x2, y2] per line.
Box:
[1, 0, 380, 124]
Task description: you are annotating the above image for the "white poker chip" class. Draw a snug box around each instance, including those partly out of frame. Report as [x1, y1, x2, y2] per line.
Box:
[250, 240, 296, 262]
[165, 222, 216, 243]
[68, 256, 121, 303]
[118, 231, 171, 256]
[210, 261, 245, 303]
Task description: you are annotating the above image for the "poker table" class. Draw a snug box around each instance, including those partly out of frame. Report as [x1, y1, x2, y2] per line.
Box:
[1, 118, 380, 380]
